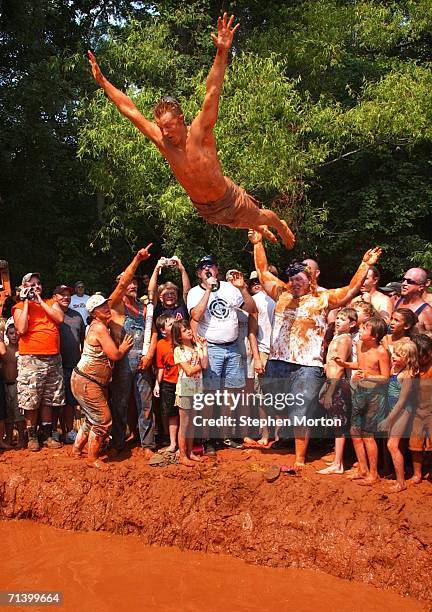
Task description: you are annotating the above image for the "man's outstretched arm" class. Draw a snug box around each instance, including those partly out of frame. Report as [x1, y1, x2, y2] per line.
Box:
[88, 51, 161, 144]
[194, 13, 239, 133]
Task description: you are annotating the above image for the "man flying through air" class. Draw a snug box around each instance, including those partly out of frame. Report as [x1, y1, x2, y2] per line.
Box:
[88, 13, 295, 249]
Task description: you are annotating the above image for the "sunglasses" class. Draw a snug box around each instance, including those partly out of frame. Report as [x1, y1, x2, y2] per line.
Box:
[401, 277, 423, 286]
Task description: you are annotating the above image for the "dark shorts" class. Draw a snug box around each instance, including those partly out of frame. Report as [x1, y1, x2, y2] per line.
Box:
[319, 379, 352, 436]
[160, 380, 179, 418]
[0, 381, 6, 421]
[63, 367, 78, 406]
[351, 382, 387, 436]
[193, 177, 261, 229]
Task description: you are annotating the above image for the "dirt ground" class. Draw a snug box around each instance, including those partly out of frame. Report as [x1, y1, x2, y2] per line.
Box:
[0, 443, 431, 603]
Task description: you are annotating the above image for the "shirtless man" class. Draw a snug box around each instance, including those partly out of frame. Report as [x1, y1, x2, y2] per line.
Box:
[395, 268, 432, 333]
[351, 266, 392, 322]
[88, 13, 295, 249]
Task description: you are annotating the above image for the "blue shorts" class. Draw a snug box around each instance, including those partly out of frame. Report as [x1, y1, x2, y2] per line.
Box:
[264, 360, 324, 420]
[203, 342, 245, 390]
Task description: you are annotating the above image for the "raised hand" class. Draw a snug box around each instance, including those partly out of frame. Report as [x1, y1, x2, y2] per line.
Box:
[88, 50, 105, 85]
[230, 271, 245, 289]
[211, 13, 240, 52]
[248, 229, 263, 245]
[362, 247, 382, 266]
[137, 244, 153, 262]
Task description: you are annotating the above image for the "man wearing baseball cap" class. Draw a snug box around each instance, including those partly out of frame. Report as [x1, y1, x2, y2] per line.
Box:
[53, 285, 86, 444]
[70, 281, 90, 324]
[12, 273, 65, 451]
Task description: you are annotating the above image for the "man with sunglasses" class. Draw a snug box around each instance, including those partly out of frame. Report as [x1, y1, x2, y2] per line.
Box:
[394, 268, 432, 333]
[87, 14, 295, 250]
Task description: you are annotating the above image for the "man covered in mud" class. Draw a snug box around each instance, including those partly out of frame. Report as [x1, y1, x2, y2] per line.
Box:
[109, 246, 157, 457]
[88, 13, 295, 249]
[249, 229, 382, 467]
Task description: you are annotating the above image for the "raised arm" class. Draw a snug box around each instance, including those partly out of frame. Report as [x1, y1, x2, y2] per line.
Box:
[327, 247, 382, 309]
[88, 51, 161, 144]
[249, 230, 287, 302]
[109, 245, 152, 307]
[193, 13, 239, 133]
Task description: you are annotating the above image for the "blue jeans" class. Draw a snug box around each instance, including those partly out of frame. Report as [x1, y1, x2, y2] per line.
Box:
[264, 359, 324, 426]
[135, 370, 155, 449]
[109, 351, 154, 449]
[203, 342, 245, 391]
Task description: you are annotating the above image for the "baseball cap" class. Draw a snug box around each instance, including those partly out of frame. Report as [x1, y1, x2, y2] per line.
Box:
[5, 317, 14, 331]
[249, 271, 258, 280]
[22, 272, 40, 285]
[86, 294, 109, 313]
[379, 282, 402, 294]
[74, 280, 85, 287]
[196, 255, 217, 269]
[53, 284, 73, 295]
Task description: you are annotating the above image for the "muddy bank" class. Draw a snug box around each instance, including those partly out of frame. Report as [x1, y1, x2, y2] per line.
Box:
[0, 446, 431, 602]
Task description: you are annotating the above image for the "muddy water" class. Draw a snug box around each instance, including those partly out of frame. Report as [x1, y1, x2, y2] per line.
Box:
[0, 521, 425, 612]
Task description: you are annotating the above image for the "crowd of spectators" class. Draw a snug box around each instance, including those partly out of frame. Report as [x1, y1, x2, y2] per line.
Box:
[1, 236, 431, 491]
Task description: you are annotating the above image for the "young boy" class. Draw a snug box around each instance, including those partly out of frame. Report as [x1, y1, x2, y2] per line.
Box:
[382, 308, 417, 354]
[0, 321, 24, 448]
[335, 316, 390, 485]
[409, 334, 432, 484]
[318, 307, 358, 475]
[154, 314, 179, 452]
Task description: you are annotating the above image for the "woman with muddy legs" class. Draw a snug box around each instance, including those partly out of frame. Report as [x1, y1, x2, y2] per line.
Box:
[71, 295, 133, 469]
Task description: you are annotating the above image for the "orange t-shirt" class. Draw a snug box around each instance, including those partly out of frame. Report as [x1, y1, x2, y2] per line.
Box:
[156, 338, 178, 384]
[12, 299, 60, 356]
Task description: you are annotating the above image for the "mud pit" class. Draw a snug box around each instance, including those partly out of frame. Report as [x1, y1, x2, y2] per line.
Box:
[0, 446, 431, 603]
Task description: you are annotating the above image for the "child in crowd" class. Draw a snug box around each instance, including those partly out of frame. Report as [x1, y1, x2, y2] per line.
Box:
[154, 314, 179, 453]
[382, 308, 417, 354]
[0, 320, 24, 448]
[379, 339, 418, 492]
[318, 307, 358, 475]
[172, 319, 208, 467]
[335, 316, 390, 485]
[409, 334, 432, 484]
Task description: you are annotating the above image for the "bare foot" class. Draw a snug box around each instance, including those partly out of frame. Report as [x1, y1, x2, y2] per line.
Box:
[408, 475, 422, 485]
[346, 470, 368, 481]
[86, 458, 108, 470]
[317, 464, 344, 475]
[143, 448, 155, 460]
[279, 220, 296, 249]
[293, 461, 306, 470]
[72, 446, 83, 458]
[159, 445, 177, 453]
[257, 438, 269, 447]
[259, 225, 278, 244]
[179, 455, 195, 467]
[388, 482, 407, 493]
[356, 476, 380, 486]
[190, 453, 202, 462]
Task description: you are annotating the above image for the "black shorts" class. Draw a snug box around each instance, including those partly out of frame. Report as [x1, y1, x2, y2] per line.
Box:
[0, 380, 6, 421]
[160, 380, 179, 418]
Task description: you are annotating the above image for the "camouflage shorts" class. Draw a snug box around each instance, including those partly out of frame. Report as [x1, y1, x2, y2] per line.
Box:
[17, 354, 65, 411]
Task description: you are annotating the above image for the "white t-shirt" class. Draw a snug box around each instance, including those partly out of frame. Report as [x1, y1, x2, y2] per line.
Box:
[70, 294, 90, 324]
[187, 281, 243, 344]
[253, 291, 275, 354]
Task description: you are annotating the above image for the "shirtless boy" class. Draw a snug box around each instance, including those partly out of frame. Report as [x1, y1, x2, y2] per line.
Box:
[0, 322, 25, 448]
[335, 316, 390, 485]
[88, 13, 295, 249]
[318, 307, 357, 475]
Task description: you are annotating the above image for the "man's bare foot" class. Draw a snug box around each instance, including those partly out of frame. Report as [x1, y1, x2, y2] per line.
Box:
[72, 446, 83, 458]
[346, 470, 368, 480]
[293, 461, 306, 470]
[409, 474, 422, 485]
[190, 453, 202, 462]
[143, 448, 155, 460]
[86, 458, 108, 470]
[159, 445, 177, 453]
[279, 220, 296, 250]
[389, 482, 407, 493]
[356, 475, 379, 486]
[257, 437, 269, 446]
[179, 455, 195, 467]
[317, 464, 344, 475]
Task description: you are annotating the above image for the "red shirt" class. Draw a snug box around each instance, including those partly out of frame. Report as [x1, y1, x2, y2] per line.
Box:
[156, 338, 178, 384]
[12, 299, 60, 355]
